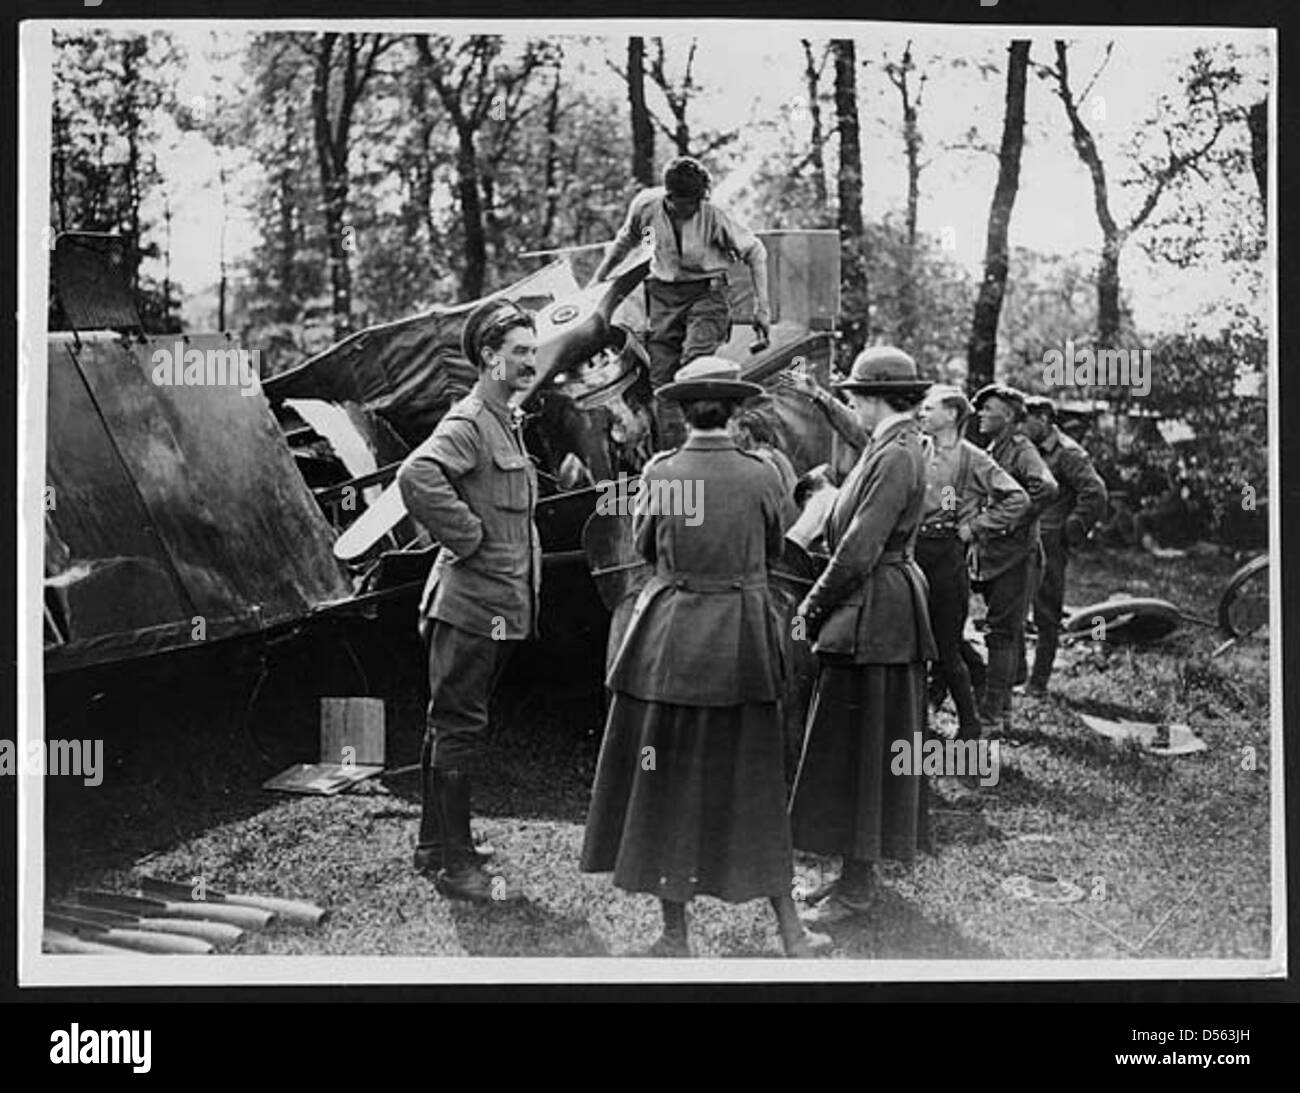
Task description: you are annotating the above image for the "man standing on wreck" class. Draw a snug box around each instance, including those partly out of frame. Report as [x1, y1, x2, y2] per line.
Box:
[591, 155, 772, 450]
[397, 299, 541, 902]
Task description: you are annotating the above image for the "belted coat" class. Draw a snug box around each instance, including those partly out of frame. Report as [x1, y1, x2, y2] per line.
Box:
[800, 416, 937, 664]
[606, 434, 788, 707]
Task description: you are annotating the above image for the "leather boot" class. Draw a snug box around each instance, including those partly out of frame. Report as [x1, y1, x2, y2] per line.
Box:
[952, 679, 983, 742]
[1029, 626, 1059, 695]
[433, 769, 503, 903]
[980, 638, 1014, 734]
[414, 748, 493, 872]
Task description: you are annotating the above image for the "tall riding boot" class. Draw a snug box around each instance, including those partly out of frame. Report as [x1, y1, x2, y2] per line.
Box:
[433, 769, 500, 903]
[951, 671, 983, 741]
[412, 737, 441, 873]
[1030, 625, 1059, 693]
[980, 637, 1015, 734]
[414, 741, 491, 873]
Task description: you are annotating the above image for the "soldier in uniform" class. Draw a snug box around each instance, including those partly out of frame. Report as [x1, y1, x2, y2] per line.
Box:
[915, 385, 1028, 742]
[581, 356, 828, 958]
[1021, 395, 1109, 695]
[397, 299, 542, 902]
[591, 156, 771, 451]
[788, 348, 937, 924]
[969, 384, 1057, 733]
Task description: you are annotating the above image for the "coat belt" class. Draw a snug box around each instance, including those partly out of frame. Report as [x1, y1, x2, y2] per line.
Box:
[656, 570, 768, 593]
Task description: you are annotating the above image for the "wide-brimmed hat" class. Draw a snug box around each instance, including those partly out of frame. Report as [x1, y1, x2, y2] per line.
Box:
[972, 382, 1028, 418]
[655, 355, 763, 402]
[833, 346, 931, 397]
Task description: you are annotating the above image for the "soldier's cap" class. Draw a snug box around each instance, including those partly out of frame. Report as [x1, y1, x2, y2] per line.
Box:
[972, 382, 1028, 418]
[461, 298, 535, 367]
[655, 355, 763, 402]
[1023, 394, 1056, 419]
[833, 346, 931, 397]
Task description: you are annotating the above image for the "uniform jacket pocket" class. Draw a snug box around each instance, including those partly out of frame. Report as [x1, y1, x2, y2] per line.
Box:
[492, 451, 531, 510]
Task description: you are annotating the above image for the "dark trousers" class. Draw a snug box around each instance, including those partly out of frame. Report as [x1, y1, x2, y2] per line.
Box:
[422, 618, 515, 773]
[646, 276, 731, 449]
[1017, 540, 1043, 686]
[972, 554, 1031, 718]
[916, 535, 981, 739]
[1031, 526, 1068, 686]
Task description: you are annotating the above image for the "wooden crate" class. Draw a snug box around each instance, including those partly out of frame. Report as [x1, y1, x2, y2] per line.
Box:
[728, 229, 841, 330]
[319, 697, 385, 768]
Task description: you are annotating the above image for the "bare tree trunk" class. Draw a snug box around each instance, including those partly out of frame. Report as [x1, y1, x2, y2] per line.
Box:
[406, 58, 436, 254]
[1048, 41, 1121, 348]
[52, 97, 68, 232]
[887, 42, 925, 346]
[1248, 97, 1267, 212]
[832, 38, 868, 355]
[311, 33, 350, 339]
[801, 40, 828, 208]
[967, 40, 1030, 390]
[456, 128, 488, 299]
[1047, 41, 1233, 349]
[121, 36, 144, 297]
[308, 32, 390, 339]
[541, 61, 563, 245]
[277, 101, 297, 323]
[628, 37, 655, 187]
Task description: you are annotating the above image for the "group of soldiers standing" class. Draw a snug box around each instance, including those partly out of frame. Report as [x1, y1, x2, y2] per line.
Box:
[784, 370, 1108, 742]
[393, 155, 1109, 954]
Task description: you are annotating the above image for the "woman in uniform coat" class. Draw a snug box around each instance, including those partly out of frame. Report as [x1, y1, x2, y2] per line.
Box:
[788, 347, 937, 924]
[581, 356, 829, 958]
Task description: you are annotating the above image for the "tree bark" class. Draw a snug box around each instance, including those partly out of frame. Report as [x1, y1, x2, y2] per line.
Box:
[801, 40, 828, 208]
[1248, 97, 1267, 212]
[967, 40, 1030, 390]
[887, 42, 924, 346]
[541, 61, 563, 246]
[311, 33, 350, 339]
[1048, 41, 1122, 348]
[121, 36, 144, 297]
[628, 37, 655, 186]
[832, 38, 868, 355]
[276, 100, 297, 323]
[52, 96, 68, 232]
[308, 32, 389, 339]
[456, 127, 488, 299]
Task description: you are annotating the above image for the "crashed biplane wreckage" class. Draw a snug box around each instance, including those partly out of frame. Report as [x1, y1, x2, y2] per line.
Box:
[43, 230, 842, 689]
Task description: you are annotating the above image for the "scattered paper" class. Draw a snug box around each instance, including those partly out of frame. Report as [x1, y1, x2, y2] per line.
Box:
[1078, 714, 1207, 756]
[263, 763, 384, 796]
[1002, 873, 1085, 904]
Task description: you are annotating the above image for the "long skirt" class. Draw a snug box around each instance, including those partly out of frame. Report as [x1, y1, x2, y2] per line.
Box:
[789, 659, 930, 863]
[580, 693, 793, 904]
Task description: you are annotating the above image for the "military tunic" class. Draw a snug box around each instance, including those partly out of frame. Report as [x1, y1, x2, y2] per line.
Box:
[1030, 424, 1108, 687]
[971, 427, 1057, 714]
[396, 388, 541, 771]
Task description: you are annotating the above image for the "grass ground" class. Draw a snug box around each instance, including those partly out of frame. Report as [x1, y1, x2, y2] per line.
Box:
[38, 546, 1274, 965]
